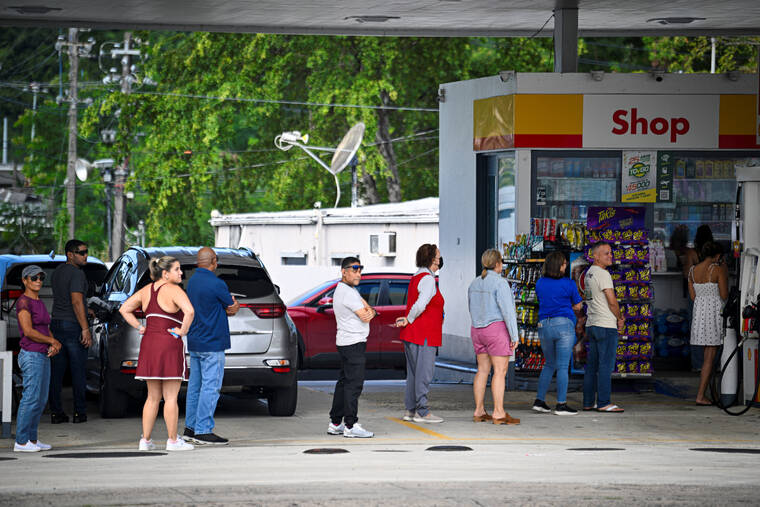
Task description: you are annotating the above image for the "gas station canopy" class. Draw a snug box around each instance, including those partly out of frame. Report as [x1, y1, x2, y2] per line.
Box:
[1, 0, 759, 37]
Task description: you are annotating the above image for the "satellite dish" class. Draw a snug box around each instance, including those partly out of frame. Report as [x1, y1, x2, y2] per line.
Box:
[329, 122, 365, 175]
[75, 158, 90, 182]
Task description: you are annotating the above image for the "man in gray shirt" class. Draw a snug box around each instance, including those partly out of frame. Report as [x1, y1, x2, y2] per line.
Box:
[49, 239, 91, 424]
[327, 257, 376, 438]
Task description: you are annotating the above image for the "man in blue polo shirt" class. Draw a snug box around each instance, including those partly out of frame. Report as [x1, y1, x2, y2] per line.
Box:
[183, 247, 239, 445]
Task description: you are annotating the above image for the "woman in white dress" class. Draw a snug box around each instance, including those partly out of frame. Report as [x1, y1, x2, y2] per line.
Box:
[688, 242, 728, 406]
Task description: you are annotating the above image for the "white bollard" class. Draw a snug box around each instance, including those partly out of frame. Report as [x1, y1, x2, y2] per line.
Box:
[720, 327, 739, 407]
[0, 350, 11, 438]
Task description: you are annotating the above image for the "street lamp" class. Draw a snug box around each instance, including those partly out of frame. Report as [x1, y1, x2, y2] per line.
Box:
[274, 123, 365, 209]
[75, 158, 116, 259]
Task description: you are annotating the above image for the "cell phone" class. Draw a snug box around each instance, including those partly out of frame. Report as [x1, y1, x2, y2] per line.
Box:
[167, 329, 180, 338]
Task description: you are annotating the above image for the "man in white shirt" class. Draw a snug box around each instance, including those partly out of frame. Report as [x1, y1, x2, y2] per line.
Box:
[327, 257, 376, 438]
[583, 242, 626, 413]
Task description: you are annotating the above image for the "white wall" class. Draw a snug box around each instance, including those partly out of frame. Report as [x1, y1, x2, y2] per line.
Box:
[438, 75, 516, 363]
[216, 221, 438, 302]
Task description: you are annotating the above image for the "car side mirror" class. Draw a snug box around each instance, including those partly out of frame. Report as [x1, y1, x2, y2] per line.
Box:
[316, 304, 333, 314]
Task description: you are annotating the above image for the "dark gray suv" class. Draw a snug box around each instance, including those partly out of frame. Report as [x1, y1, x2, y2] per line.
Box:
[86, 247, 298, 418]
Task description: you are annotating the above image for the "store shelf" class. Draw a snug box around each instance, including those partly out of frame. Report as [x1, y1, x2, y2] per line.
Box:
[673, 178, 736, 183]
[537, 177, 618, 181]
[651, 271, 682, 276]
[612, 373, 652, 378]
[653, 220, 733, 223]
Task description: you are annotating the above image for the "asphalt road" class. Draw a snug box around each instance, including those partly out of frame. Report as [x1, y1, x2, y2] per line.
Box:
[2, 378, 760, 506]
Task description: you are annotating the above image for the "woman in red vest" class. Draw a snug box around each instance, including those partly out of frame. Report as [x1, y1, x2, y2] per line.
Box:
[395, 244, 445, 423]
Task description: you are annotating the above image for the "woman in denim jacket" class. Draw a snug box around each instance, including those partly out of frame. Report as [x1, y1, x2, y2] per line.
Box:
[467, 249, 520, 425]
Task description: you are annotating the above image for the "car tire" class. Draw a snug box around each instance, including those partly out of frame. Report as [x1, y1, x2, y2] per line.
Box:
[267, 374, 297, 416]
[99, 366, 128, 418]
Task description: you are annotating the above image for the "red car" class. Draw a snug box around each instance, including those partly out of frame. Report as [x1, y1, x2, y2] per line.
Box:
[287, 273, 415, 369]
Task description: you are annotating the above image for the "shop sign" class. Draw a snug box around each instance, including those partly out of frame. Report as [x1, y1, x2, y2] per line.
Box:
[622, 151, 656, 203]
[583, 95, 719, 149]
[656, 152, 674, 203]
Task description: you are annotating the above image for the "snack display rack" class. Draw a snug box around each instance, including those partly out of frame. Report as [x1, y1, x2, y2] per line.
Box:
[585, 206, 654, 378]
[503, 207, 654, 378]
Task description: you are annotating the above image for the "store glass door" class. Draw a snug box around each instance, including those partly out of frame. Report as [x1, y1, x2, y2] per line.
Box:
[476, 151, 516, 273]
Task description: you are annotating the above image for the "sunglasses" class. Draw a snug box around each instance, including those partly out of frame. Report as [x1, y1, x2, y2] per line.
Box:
[28, 273, 45, 282]
[345, 264, 364, 272]
[74, 249, 88, 256]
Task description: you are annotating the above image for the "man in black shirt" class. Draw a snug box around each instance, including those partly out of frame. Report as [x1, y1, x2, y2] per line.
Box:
[49, 239, 91, 424]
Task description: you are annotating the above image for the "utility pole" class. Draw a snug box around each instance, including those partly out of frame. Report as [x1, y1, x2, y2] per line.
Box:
[65, 28, 79, 239]
[111, 31, 132, 258]
[55, 29, 94, 239]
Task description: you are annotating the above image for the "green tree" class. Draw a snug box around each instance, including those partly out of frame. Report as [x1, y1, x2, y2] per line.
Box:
[644, 36, 759, 73]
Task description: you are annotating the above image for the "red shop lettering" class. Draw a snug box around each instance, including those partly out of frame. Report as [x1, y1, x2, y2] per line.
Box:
[611, 108, 690, 143]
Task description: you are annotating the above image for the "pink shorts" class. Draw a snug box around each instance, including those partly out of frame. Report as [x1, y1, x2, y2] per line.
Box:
[471, 321, 513, 357]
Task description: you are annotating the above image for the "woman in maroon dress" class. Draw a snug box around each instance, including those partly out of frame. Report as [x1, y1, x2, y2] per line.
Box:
[120, 256, 195, 451]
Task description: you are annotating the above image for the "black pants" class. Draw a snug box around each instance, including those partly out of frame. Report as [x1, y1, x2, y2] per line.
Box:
[329, 341, 366, 428]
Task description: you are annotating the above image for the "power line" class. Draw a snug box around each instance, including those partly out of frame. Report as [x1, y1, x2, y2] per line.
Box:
[133, 90, 439, 113]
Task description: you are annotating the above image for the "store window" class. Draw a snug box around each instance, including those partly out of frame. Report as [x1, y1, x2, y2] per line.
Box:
[476, 152, 515, 273]
[653, 153, 752, 247]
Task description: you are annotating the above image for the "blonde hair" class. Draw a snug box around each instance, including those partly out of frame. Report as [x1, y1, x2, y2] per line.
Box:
[480, 249, 502, 279]
[149, 256, 179, 281]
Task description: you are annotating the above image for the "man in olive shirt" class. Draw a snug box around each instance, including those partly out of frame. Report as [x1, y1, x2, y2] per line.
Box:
[49, 239, 91, 424]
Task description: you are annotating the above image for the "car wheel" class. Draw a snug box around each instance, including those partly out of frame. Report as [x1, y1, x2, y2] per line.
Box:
[99, 364, 128, 418]
[267, 374, 297, 417]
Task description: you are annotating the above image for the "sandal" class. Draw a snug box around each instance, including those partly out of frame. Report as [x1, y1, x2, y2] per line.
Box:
[473, 413, 493, 422]
[597, 404, 624, 413]
[582, 404, 597, 411]
[493, 413, 520, 425]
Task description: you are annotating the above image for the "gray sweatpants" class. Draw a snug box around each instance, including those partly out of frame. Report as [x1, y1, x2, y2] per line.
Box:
[404, 341, 437, 416]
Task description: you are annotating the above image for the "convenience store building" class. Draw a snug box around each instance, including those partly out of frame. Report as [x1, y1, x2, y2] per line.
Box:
[437, 72, 760, 377]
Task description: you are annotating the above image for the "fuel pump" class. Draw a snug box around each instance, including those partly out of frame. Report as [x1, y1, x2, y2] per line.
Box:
[717, 165, 760, 415]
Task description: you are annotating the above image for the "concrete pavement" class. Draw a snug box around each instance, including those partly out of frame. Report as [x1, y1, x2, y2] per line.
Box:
[1, 375, 760, 505]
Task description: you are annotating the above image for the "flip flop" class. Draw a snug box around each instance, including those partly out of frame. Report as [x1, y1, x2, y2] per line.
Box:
[695, 401, 713, 406]
[597, 404, 624, 413]
[582, 404, 597, 411]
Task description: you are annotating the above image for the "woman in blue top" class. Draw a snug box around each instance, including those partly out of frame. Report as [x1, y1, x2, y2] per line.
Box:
[533, 251, 583, 415]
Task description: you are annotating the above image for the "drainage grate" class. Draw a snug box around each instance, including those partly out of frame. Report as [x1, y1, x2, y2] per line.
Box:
[426, 445, 473, 452]
[372, 450, 410, 453]
[0, 457, 17, 461]
[44, 452, 166, 459]
[567, 448, 626, 452]
[303, 448, 350, 454]
[690, 448, 760, 454]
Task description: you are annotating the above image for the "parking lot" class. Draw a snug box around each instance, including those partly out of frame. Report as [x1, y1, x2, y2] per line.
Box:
[2, 373, 760, 506]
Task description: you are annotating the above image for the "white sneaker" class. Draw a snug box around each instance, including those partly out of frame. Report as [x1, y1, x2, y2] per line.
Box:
[138, 438, 156, 451]
[13, 441, 40, 453]
[402, 410, 415, 421]
[166, 438, 194, 451]
[343, 423, 374, 438]
[413, 412, 444, 423]
[34, 440, 52, 451]
[327, 421, 345, 435]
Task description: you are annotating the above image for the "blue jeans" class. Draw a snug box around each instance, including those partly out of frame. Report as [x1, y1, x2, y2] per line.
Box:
[185, 351, 225, 434]
[49, 320, 88, 415]
[16, 349, 50, 444]
[536, 317, 575, 404]
[582, 326, 619, 408]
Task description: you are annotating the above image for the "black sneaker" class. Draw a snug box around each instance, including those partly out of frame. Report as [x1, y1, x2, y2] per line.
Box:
[51, 412, 69, 424]
[554, 403, 578, 416]
[193, 433, 229, 445]
[181, 428, 195, 442]
[72, 413, 87, 423]
[532, 399, 552, 413]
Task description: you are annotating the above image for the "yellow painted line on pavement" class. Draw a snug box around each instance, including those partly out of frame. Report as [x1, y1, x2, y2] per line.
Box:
[386, 417, 453, 440]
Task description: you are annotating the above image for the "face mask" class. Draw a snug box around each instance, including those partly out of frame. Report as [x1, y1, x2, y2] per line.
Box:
[438, 256, 443, 270]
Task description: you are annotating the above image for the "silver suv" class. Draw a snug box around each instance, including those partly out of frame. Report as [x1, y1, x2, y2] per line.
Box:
[86, 247, 298, 418]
